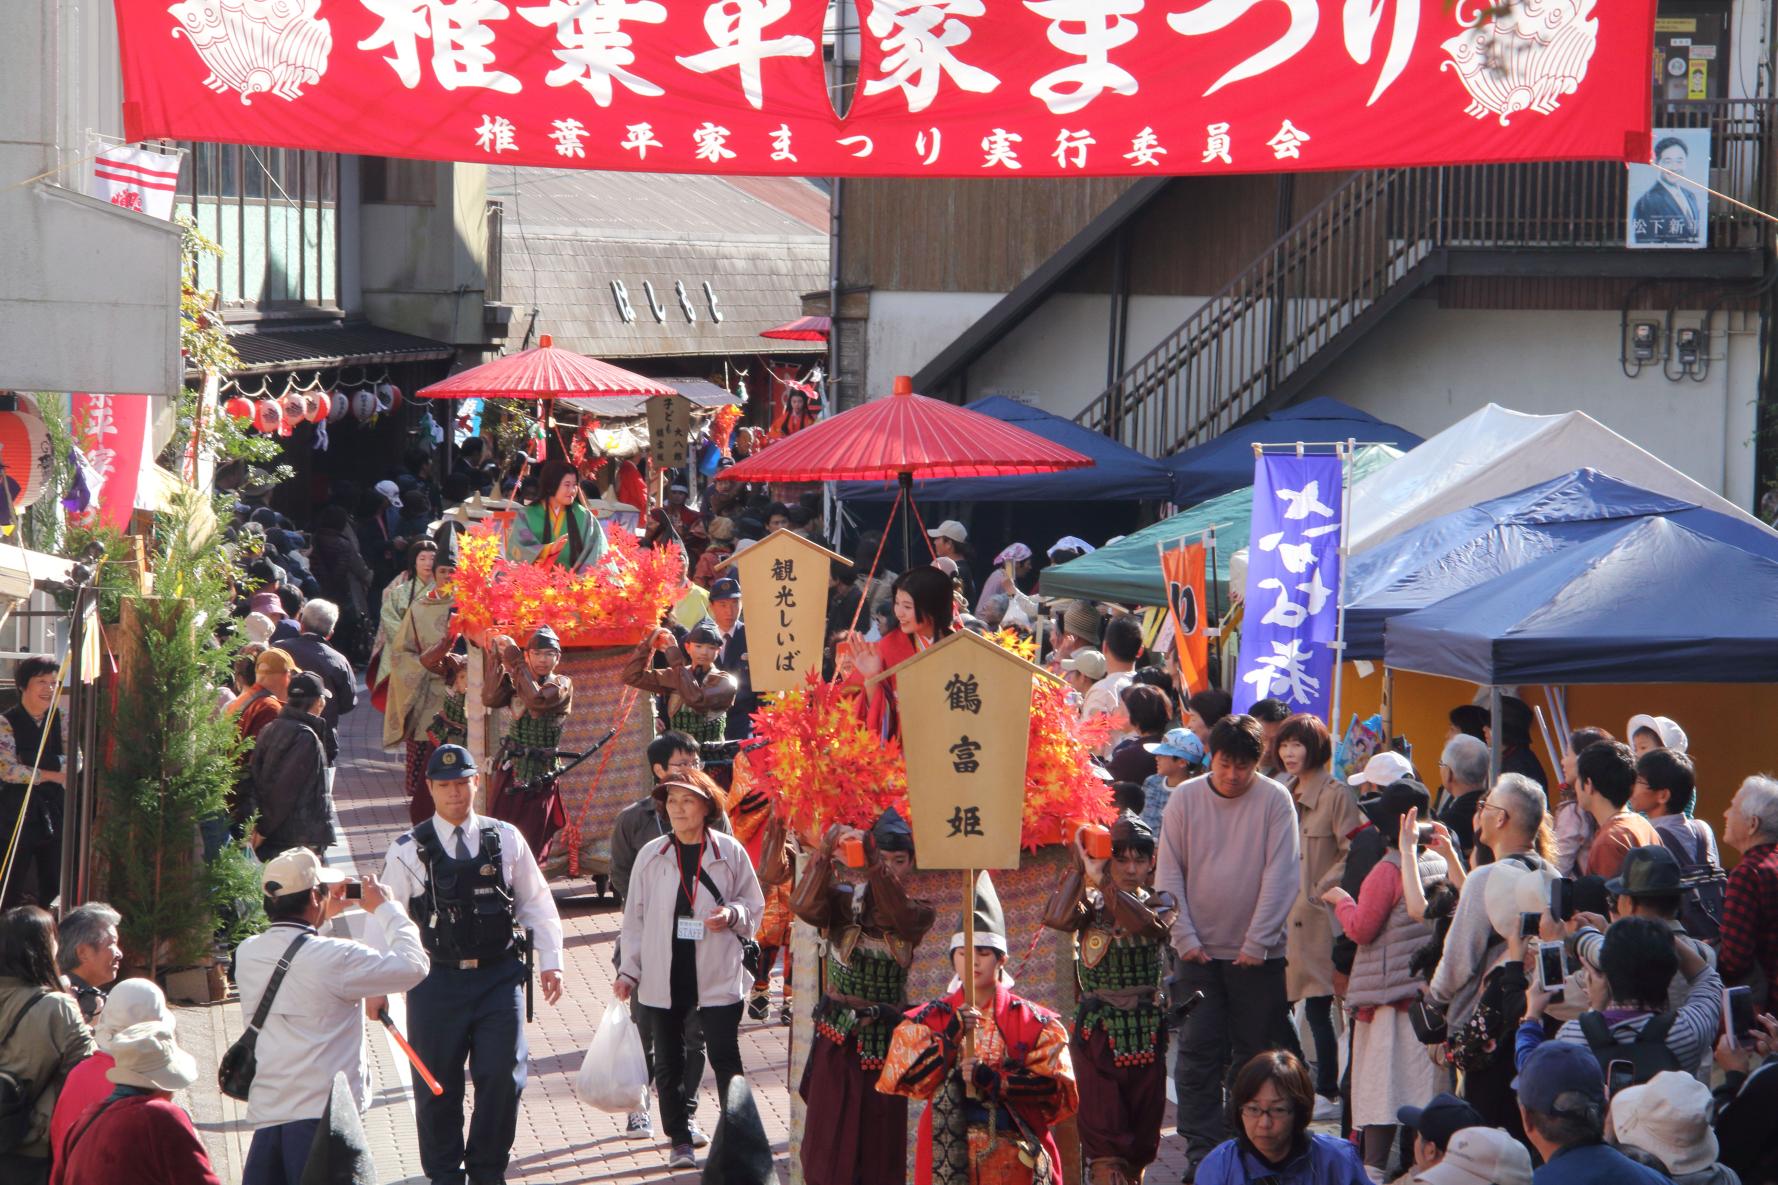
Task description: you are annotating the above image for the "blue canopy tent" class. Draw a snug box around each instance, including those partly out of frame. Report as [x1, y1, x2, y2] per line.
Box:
[1166, 397, 1422, 507]
[836, 396, 1172, 504]
[1343, 469, 1778, 660]
[1383, 516, 1778, 685]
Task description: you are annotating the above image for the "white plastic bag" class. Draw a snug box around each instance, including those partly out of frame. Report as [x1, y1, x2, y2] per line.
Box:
[575, 1003, 650, 1113]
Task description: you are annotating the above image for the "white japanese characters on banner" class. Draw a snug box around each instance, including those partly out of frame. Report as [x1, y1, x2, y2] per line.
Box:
[1234, 451, 1343, 718]
[89, 147, 182, 220]
[71, 394, 150, 533]
[116, 0, 1658, 178]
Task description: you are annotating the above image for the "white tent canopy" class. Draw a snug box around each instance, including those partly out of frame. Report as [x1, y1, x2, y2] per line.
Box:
[1346, 404, 1774, 552]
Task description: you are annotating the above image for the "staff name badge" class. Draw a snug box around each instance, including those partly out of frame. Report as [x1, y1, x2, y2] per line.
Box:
[676, 917, 707, 941]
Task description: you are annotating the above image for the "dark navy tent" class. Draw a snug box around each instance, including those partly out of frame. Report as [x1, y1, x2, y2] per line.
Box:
[1343, 469, 1778, 660]
[1166, 397, 1422, 507]
[1383, 516, 1778, 685]
[836, 396, 1172, 503]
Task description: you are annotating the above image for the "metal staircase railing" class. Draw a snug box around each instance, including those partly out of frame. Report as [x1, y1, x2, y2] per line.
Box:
[1075, 98, 1776, 458]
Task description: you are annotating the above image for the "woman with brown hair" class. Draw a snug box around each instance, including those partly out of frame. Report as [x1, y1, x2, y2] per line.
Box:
[1193, 1050, 1368, 1185]
[1276, 712, 1364, 1118]
[0, 907, 96, 1185]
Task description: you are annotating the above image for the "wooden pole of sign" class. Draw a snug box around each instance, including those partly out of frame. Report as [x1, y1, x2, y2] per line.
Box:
[961, 868, 977, 1095]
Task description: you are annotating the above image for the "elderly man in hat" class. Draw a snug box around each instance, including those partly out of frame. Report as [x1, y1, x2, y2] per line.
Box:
[235, 848, 428, 1185]
[245, 672, 335, 861]
[622, 620, 738, 745]
[1043, 813, 1177, 1185]
[792, 808, 936, 1185]
[381, 744, 565, 1185]
[482, 626, 574, 855]
[879, 871, 1078, 1185]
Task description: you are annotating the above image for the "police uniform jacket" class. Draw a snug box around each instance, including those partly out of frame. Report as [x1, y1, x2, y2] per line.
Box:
[379, 812, 566, 973]
[618, 827, 763, 1009]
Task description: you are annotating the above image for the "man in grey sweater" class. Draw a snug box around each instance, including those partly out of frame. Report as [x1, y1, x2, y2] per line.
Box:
[1157, 713, 1301, 1179]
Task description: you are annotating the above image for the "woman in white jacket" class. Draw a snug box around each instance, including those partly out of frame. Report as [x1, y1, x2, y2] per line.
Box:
[614, 772, 762, 1170]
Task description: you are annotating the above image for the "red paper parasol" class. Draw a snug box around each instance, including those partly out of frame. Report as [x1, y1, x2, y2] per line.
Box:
[716, 376, 1091, 484]
[759, 315, 831, 342]
[417, 335, 677, 400]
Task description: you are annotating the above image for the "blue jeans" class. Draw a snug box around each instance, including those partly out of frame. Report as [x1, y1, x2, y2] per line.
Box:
[243, 1119, 322, 1185]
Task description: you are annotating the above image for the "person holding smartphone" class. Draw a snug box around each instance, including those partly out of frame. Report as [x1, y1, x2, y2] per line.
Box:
[234, 850, 429, 1185]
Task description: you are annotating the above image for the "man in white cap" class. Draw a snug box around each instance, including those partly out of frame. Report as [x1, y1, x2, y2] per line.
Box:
[925, 520, 975, 602]
[53, 1019, 220, 1185]
[1347, 750, 1415, 792]
[234, 848, 429, 1185]
[1610, 1070, 1738, 1185]
[1409, 1126, 1531, 1185]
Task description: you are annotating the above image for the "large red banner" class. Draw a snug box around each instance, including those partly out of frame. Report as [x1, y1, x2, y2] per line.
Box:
[119, 0, 1654, 178]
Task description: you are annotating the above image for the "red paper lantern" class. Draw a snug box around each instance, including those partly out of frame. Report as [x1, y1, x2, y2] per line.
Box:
[254, 399, 282, 434]
[308, 391, 331, 423]
[224, 396, 254, 421]
[0, 409, 51, 508]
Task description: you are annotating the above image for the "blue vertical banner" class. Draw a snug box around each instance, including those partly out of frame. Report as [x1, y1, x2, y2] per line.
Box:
[1234, 451, 1344, 718]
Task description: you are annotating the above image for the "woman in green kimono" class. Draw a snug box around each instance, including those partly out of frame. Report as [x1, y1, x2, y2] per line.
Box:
[510, 459, 607, 570]
[384, 533, 460, 822]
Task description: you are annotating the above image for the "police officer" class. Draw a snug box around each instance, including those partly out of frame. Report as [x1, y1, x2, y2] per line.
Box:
[380, 743, 565, 1185]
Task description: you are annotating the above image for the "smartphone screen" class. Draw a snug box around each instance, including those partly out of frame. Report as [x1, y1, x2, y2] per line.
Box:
[1728, 985, 1756, 1040]
[1538, 943, 1566, 992]
[1550, 878, 1574, 922]
[1607, 1059, 1635, 1097]
[1520, 911, 1542, 938]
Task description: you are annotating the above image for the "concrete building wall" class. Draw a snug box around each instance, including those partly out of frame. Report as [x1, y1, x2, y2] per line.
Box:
[0, 0, 181, 397]
[359, 163, 493, 351]
[1312, 301, 1761, 509]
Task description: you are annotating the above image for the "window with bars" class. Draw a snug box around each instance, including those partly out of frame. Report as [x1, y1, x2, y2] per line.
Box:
[176, 143, 340, 312]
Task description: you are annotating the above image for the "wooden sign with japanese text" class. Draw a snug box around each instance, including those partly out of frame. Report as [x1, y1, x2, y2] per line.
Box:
[647, 392, 692, 471]
[894, 630, 1033, 871]
[725, 529, 848, 695]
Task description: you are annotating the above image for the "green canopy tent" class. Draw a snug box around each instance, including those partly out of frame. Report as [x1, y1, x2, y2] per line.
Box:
[1039, 445, 1404, 608]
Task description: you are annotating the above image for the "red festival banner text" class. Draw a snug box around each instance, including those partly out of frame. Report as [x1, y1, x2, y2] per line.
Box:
[118, 0, 1654, 178]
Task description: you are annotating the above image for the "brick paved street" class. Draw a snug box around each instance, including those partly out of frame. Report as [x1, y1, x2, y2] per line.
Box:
[181, 691, 1235, 1183]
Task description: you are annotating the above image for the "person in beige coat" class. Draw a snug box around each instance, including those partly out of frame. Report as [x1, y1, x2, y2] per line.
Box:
[1277, 713, 1364, 1115]
[0, 907, 95, 1185]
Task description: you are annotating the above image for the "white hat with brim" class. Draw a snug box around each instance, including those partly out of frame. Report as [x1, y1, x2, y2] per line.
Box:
[927, 520, 968, 544]
[1412, 1127, 1532, 1185]
[106, 1021, 199, 1092]
[1626, 713, 1689, 753]
[1609, 1071, 1719, 1177]
[96, 979, 173, 1050]
[1348, 750, 1415, 787]
[1482, 860, 1546, 940]
[261, 847, 347, 896]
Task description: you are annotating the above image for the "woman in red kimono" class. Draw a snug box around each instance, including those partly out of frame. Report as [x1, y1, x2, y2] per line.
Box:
[842, 566, 956, 740]
[878, 872, 1078, 1185]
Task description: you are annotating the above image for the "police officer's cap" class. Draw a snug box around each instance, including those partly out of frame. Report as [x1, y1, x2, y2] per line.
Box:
[427, 744, 478, 781]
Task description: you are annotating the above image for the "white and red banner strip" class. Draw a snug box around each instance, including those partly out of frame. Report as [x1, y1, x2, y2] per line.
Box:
[89, 145, 182, 218]
[116, 0, 1655, 179]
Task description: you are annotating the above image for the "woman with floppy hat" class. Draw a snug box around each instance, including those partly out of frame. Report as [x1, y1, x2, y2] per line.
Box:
[50, 1011, 219, 1184]
[48, 979, 172, 1159]
[614, 772, 762, 1172]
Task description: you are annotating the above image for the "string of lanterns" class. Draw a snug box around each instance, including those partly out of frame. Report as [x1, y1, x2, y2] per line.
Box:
[219, 371, 405, 438]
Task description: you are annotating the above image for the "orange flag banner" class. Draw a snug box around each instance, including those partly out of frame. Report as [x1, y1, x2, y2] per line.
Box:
[1162, 541, 1209, 695]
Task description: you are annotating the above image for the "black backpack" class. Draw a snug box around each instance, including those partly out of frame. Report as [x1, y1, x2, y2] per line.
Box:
[0, 992, 49, 1154]
[1578, 1009, 1683, 1095]
[1656, 824, 1727, 942]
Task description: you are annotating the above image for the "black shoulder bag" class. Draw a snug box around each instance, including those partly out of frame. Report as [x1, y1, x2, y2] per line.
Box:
[697, 866, 763, 980]
[219, 931, 312, 1101]
[0, 991, 50, 1154]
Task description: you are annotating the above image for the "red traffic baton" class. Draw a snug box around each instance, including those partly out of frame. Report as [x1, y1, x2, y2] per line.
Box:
[377, 1006, 444, 1097]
